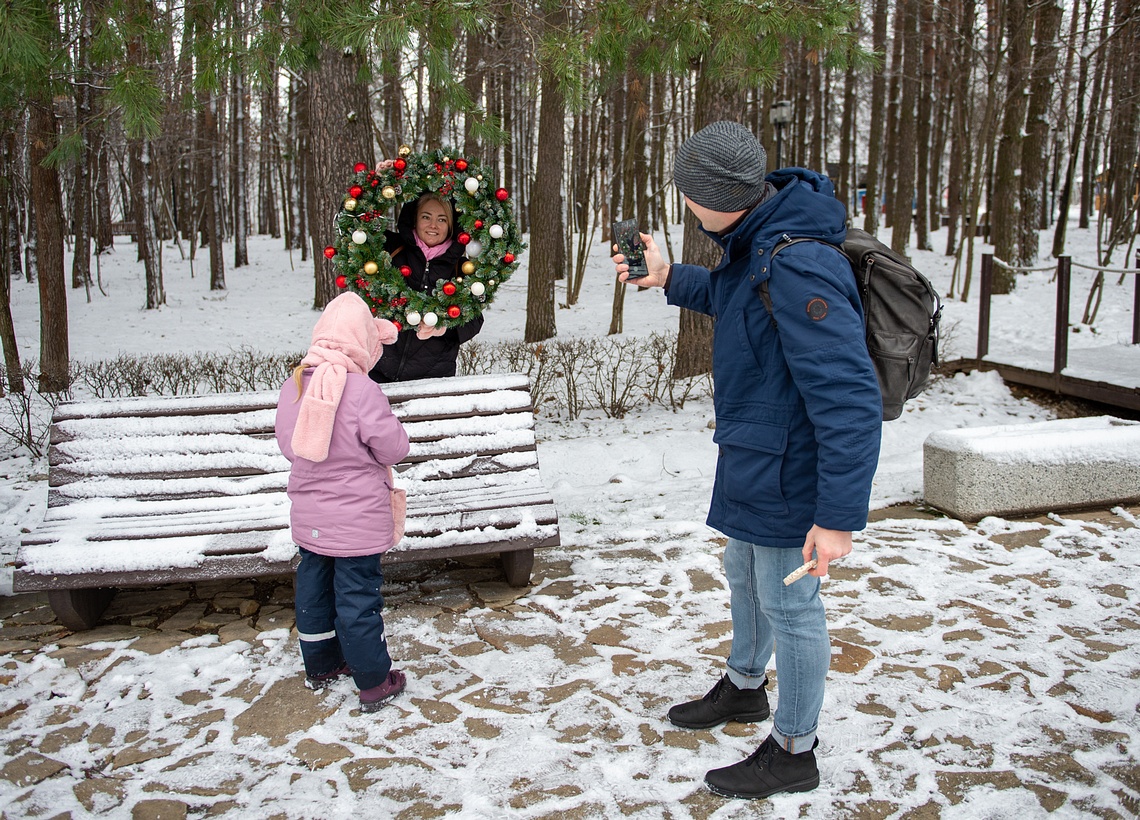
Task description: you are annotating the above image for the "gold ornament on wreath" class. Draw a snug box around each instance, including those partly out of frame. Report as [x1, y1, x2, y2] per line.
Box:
[323, 147, 526, 331]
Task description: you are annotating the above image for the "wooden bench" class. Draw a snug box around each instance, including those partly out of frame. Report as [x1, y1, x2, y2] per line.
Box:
[12, 373, 560, 631]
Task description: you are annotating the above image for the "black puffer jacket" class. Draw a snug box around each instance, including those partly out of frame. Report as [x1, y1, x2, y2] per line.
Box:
[368, 204, 484, 382]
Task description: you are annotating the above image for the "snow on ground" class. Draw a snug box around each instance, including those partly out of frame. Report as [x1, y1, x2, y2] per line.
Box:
[0, 213, 1138, 817]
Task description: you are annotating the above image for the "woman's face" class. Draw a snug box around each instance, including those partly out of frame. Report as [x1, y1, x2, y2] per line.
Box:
[415, 199, 451, 247]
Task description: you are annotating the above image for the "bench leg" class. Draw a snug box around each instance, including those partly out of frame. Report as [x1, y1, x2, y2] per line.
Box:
[48, 588, 116, 632]
[500, 548, 534, 587]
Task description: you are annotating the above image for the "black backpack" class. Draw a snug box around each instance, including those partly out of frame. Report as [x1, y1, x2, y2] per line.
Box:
[759, 228, 942, 421]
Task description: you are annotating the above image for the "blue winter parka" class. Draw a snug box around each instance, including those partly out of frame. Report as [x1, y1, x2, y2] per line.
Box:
[666, 168, 882, 548]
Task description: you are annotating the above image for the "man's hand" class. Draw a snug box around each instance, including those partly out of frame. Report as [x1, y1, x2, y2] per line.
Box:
[415, 324, 447, 340]
[611, 232, 670, 288]
[802, 525, 852, 577]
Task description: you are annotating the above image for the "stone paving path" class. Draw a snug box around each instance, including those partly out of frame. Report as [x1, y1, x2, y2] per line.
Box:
[1, 505, 1138, 818]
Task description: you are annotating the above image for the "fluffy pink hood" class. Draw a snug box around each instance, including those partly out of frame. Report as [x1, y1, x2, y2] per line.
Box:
[291, 293, 398, 462]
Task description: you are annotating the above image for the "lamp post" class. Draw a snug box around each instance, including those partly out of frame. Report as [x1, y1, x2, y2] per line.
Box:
[769, 99, 793, 170]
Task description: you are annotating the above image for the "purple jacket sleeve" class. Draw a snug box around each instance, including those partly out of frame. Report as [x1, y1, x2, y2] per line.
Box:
[358, 382, 411, 466]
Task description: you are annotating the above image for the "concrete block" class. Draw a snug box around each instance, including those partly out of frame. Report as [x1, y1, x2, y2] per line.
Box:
[923, 416, 1140, 521]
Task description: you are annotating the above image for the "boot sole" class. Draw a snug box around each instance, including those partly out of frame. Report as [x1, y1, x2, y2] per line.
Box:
[705, 773, 820, 800]
[668, 707, 771, 730]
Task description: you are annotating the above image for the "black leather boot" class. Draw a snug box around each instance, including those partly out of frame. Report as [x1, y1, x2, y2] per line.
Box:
[705, 735, 820, 799]
[667, 674, 770, 729]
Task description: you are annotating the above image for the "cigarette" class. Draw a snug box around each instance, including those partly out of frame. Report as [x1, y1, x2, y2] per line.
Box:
[783, 559, 818, 586]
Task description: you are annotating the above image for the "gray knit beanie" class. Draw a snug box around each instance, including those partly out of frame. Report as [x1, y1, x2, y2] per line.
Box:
[673, 121, 768, 213]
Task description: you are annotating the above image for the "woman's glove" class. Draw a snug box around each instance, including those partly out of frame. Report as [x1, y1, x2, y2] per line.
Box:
[415, 324, 448, 340]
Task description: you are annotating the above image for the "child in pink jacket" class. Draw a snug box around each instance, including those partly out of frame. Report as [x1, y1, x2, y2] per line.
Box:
[275, 292, 411, 712]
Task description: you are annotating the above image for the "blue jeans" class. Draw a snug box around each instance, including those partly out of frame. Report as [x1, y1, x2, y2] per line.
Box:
[723, 537, 830, 753]
[294, 548, 392, 690]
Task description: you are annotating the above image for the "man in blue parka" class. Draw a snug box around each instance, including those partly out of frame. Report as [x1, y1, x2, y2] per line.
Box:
[612, 121, 882, 801]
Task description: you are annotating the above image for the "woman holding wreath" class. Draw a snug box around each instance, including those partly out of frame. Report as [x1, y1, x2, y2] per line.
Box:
[367, 169, 483, 383]
[328, 148, 523, 381]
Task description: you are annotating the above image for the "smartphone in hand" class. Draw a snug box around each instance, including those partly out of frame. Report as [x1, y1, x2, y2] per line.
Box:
[611, 218, 648, 279]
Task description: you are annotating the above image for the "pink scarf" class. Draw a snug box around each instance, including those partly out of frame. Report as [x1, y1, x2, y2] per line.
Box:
[415, 235, 454, 262]
[292, 293, 398, 462]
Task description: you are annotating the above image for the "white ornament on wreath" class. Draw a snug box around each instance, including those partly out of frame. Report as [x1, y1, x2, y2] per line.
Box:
[422, 311, 439, 327]
[351, 230, 368, 244]
[470, 282, 486, 297]
[405, 311, 422, 326]
[464, 178, 479, 194]
[488, 224, 504, 239]
[465, 240, 482, 258]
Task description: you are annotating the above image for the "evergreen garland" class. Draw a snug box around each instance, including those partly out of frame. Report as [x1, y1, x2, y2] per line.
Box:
[324, 146, 525, 331]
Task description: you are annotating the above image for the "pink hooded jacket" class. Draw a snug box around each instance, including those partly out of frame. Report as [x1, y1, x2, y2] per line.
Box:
[274, 293, 411, 556]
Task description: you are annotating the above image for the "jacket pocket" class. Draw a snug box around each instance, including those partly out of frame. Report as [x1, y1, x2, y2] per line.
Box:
[712, 416, 789, 514]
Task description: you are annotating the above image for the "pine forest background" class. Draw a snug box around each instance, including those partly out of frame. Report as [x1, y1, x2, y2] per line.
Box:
[1, 0, 1135, 395]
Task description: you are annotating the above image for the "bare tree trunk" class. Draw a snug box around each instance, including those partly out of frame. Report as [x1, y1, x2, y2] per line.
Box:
[863, 0, 889, 235]
[990, 0, 1032, 289]
[203, 93, 227, 290]
[257, 65, 280, 238]
[232, 10, 250, 268]
[944, 0, 973, 257]
[288, 75, 308, 255]
[809, 58, 823, 171]
[1079, 25, 1109, 232]
[913, 0, 934, 251]
[1017, 0, 1064, 265]
[135, 138, 165, 309]
[305, 47, 374, 309]
[526, 7, 568, 343]
[72, 0, 94, 294]
[0, 131, 25, 393]
[29, 101, 69, 392]
[889, 0, 918, 254]
[379, 57, 403, 156]
[94, 134, 113, 254]
[1053, 0, 1095, 257]
[882, 2, 906, 230]
[463, 30, 486, 158]
[837, 56, 856, 221]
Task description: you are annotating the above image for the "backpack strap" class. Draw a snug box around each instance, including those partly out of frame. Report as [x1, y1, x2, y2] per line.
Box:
[757, 236, 826, 330]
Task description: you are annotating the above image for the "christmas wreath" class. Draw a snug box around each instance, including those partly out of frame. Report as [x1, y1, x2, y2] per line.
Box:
[324, 145, 525, 331]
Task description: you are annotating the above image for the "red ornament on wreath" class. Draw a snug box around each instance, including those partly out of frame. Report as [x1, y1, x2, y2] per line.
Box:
[474, 220, 483, 229]
[394, 158, 407, 172]
[353, 162, 367, 173]
[443, 282, 457, 296]
[335, 275, 347, 288]
[455, 159, 468, 171]
[349, 185, 363, 198]
[393, 321, 402, 331]
[457, 232, 471, 245]
[323, 246, 336, 259]
[400, 265, 412, 277]
[495, 188, 509, 201]
[447, 306, 461, 319]
[503, 253, 515, 264]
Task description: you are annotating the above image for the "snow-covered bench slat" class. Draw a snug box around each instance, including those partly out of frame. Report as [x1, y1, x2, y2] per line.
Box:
[46, 419, 538, 493]
[14, 373, 560, 630]
[23, 484, 558, 543]
[44, 454, 543, 507]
